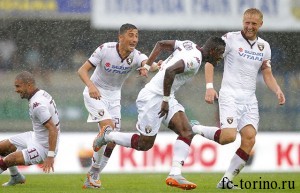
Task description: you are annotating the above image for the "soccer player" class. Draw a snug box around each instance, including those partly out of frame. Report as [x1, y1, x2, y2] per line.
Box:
[77, 23, 159, 189]
[0, 71, 60, 186]
[93, 36, 225, 190]
[191, 8, 286, 189]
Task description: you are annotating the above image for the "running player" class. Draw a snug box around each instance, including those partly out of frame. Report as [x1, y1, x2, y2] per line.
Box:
[0, 71, 60, 186]
[77, 23, 160, 189]
[191, 8, 286, 189]
[93, 36, 225, 190]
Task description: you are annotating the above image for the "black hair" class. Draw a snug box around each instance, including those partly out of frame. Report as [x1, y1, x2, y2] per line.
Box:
[202, 36, 225, 66]
[119, 23, 138, 35]
[204, 36, 225, 50]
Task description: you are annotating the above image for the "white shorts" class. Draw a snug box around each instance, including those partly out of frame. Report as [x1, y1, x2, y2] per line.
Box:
[219, 95, 259, 131]
[83, 89, 121, 130]
[136, 88, 184, 136]
[9, 131, 52, 165]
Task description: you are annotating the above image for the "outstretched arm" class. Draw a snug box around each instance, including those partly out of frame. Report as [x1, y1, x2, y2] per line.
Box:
[140, 40, 175, 76]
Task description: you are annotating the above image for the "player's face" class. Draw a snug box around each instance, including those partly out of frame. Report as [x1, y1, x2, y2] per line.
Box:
[15, 79, 30, 99]
[242, 13, 263, 40]
[119, 29, 139, 53]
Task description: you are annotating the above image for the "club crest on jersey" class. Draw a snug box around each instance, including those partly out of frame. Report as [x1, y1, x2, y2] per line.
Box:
[126, 56, 133, 65]
[98, 109, 105, 117]
[257, 43, 264, 51]
[145, 125, 152, 134]
[227, 117, 233, 124]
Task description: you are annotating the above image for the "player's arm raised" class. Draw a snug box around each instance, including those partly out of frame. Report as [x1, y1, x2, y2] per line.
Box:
[139, 40, 175, 77]
[78, 61, 101, 100]
[204, 62, 218, 104]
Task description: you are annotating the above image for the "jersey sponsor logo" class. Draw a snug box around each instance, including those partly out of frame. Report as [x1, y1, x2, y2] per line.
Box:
[238, 48, 263, 62]
[227, 117, 233, 124]
[104, 63, 132, 74]
[257, 42, 265, 51]
[105, 62, 111, 67]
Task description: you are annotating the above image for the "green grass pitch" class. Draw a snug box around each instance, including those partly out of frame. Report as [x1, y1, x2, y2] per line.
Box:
[1, 173, 299, 193]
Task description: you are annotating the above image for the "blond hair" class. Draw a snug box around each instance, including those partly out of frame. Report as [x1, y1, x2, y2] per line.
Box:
[244, 8, 263, 20]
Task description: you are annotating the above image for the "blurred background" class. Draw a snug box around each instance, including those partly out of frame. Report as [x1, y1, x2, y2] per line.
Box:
[0, 0, 299, 134]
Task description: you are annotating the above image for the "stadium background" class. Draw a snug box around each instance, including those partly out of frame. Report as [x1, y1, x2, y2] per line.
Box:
[0, 0, 299, 174]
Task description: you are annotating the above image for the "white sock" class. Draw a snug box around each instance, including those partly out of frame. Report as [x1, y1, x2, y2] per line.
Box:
[99, 156, 109, 173]
[89, 145, 106, 179]
[192, 124, 219, 141]
[169, 139, 190, 176]
[91, 145, 106, 168]
[222, 153, 246, 181]
[8, 166, 19, 176]
[105, 132, 134, 147]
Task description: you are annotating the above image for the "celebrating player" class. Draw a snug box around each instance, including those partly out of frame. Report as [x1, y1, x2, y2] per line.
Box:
[77, 23, 160, 189]
[0, 71, 60, 186]
[93, 36, 225, 190]
[191, 8, 286, 189]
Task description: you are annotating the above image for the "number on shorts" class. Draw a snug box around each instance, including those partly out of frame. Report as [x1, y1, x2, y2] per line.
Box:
[27, 148, 39, 160]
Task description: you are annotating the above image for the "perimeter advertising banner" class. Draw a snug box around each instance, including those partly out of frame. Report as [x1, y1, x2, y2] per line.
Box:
[1, 132, 299, 174]
[0, 0, 90, 19]
[91, 0, 300, 31]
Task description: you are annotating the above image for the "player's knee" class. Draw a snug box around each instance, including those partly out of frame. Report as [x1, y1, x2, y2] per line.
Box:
[242, 135, 256, 147]
[137, 143, 153, 151]
[220, 131, 237, 145]
[136, 135, 155, 151]
[177, 127, 194, 140]
[0, 142, 16, 157]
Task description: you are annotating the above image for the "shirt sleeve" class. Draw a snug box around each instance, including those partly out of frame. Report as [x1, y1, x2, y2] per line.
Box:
[222, 33, 231, 57]
[88, 44, 105, 67]
[135, 50, 148, 68]
[181, 41, 201, 72]
[174, 40, 183, 50]
[264, 42, 271, 61]
[33, 103, 51, 125]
